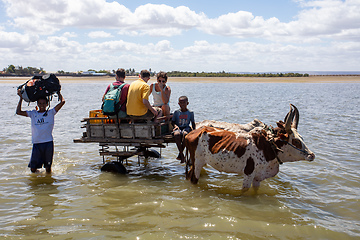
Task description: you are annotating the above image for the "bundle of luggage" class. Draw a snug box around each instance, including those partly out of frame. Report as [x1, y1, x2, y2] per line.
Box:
[18, 74, 61, 102]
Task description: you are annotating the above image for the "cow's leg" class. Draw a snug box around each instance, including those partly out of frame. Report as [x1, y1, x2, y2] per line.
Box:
[252, 178, 261, 188]
[252, 179, 261, 193]
[190, 155, 206, 184]
[242, 175, 254, 190]
[186, 157, 201, 184]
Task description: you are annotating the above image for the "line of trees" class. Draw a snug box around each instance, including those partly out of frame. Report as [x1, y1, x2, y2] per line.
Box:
[1, 65, 310, 78]
[2, 65, 45, 76]
[56, 68, 140, 76]
[166, 71, 309, 77]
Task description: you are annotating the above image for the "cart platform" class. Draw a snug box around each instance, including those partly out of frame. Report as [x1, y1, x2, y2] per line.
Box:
[74, 113, 176, 172]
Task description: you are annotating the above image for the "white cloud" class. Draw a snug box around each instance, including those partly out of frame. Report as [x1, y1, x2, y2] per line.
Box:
[118, 28, 183, 37]
[286, 0, 360, 39]
[88, 31, 113, 38]
[0, 34, 358, 72]
[153, 40, 172, 52]
[117, 29, 141, 37]
[199, 0, 360, 43]
[2, 0, 360, 41]
[133, 4, 204, 28]
[3, 0, 132, 34]
[200, 11, 285, 39]
[62, 32, 78, 38]
[0, 31, 38, 49]
[2, 1, 203, 36]
[0, 0, 359, 72]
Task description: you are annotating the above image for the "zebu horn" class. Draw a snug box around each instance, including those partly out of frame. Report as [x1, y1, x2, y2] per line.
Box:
[284, 112, 289, 122]
[291, 104, 299, 130]
[284, 105, 294, 133]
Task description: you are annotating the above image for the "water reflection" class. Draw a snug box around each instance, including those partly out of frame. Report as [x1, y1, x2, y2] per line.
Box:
[14, 174, 59, 236]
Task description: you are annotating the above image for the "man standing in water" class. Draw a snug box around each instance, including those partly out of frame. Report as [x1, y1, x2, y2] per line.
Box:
[16, 89, 65, 173]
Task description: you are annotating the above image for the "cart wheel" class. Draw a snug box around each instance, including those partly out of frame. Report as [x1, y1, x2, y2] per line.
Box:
[101, 161, 128, 174]
[144, 149, 161, 158]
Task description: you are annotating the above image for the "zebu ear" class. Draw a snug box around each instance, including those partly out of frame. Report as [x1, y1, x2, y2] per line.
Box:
[278, 133, 288, 140]
[284, 105, 294, 134]
[276, 121, 284, 128]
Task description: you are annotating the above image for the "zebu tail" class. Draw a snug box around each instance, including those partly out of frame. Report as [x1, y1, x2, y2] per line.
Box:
[185, 147, 189, 176]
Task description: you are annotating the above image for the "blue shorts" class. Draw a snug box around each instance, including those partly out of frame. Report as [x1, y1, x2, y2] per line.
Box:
[172, 128, 191, 136]
[29, 141, 54, 169]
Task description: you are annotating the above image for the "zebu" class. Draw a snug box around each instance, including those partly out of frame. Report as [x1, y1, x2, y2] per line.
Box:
[185, 104, 315, 190]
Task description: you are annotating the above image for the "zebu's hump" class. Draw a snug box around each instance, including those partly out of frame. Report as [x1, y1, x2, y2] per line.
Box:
[196, 119, 265, 134]
[251, 131, 276, 162]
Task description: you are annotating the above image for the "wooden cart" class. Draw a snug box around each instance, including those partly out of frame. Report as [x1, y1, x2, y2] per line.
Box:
[74, 111, 175, 173]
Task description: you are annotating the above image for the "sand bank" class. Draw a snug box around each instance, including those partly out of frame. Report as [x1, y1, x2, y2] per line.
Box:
[1, 75, 360, 84]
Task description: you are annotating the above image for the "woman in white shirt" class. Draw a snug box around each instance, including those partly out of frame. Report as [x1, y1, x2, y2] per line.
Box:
[150, 71, 171, 120]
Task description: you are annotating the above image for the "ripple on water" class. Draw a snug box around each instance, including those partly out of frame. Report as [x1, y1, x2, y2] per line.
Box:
[0, 82, 359, 239]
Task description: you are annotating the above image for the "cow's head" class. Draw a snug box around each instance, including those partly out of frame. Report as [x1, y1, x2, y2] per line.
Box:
[274, 104, 315, 163]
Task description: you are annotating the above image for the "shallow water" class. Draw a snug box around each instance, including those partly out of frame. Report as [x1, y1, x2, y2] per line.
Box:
[0, 80, 359, 239]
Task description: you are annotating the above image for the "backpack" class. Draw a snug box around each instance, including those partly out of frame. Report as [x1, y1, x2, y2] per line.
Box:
[18, 74, 61, 102]
[101, 83, 126, 116]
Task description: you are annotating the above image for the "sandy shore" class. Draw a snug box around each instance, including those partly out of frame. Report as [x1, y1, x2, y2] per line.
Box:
[1, 75, 360, 84]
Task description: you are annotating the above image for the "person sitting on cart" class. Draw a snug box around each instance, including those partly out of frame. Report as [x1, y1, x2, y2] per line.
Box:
[172, 96, 195, 163]
[102, 68, 130, 118]
[149, 71, 171, 120]
[126, 70, 161, 122]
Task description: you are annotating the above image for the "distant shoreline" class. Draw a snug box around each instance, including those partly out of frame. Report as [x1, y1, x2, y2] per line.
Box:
[1, 75, 360, 84]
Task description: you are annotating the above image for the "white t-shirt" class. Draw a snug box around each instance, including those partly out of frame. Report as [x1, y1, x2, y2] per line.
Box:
[26, 108, 57, 144]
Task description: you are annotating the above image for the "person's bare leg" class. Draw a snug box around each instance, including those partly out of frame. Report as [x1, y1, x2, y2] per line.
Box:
[162, 104, 170, 120]
[179, 131, 189, 163]
[174, 131, 184, 161]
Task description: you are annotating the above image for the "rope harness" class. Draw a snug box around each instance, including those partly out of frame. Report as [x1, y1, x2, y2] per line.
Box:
[279, 139, 310, 155]
[264, 124, 310, 165]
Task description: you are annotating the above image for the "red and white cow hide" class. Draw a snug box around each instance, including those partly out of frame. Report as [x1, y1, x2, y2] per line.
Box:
[185, 104, 315, 190]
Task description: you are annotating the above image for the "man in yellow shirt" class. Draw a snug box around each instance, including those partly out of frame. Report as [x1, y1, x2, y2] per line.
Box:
[126, 70, 160, 121]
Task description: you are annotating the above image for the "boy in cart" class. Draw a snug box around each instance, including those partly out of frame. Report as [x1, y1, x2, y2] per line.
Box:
[171, 96, 195, 163]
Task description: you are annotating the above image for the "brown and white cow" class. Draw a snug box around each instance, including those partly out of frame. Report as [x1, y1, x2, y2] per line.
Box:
[185, 104, 315, 190]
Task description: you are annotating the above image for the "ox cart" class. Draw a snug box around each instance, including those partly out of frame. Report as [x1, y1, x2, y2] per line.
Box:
[73, 110, 175, 173]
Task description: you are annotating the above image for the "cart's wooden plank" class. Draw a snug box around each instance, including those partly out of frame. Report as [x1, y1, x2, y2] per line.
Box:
[74, 137, 165, 143]
[99, 151, 137, 157]
[98, 143, 167, 148]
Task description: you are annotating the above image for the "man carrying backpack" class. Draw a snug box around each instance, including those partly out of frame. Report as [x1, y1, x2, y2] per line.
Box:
[102, 68, 130, 118]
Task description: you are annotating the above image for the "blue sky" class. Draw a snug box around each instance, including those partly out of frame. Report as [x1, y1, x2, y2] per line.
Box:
[0, 0, 359, 73]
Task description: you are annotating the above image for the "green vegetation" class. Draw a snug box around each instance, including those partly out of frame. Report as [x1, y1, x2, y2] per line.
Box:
[1, 65, 310, 77]
[2, 65, 45, 75]
[125, 68, 137, 76]
[166, 71, 309, 77]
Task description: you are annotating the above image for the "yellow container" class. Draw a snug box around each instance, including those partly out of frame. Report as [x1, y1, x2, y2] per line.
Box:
[89, 109, 104, 118]
[89, 110, 114, 124]
[89, 110, 105, 123]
